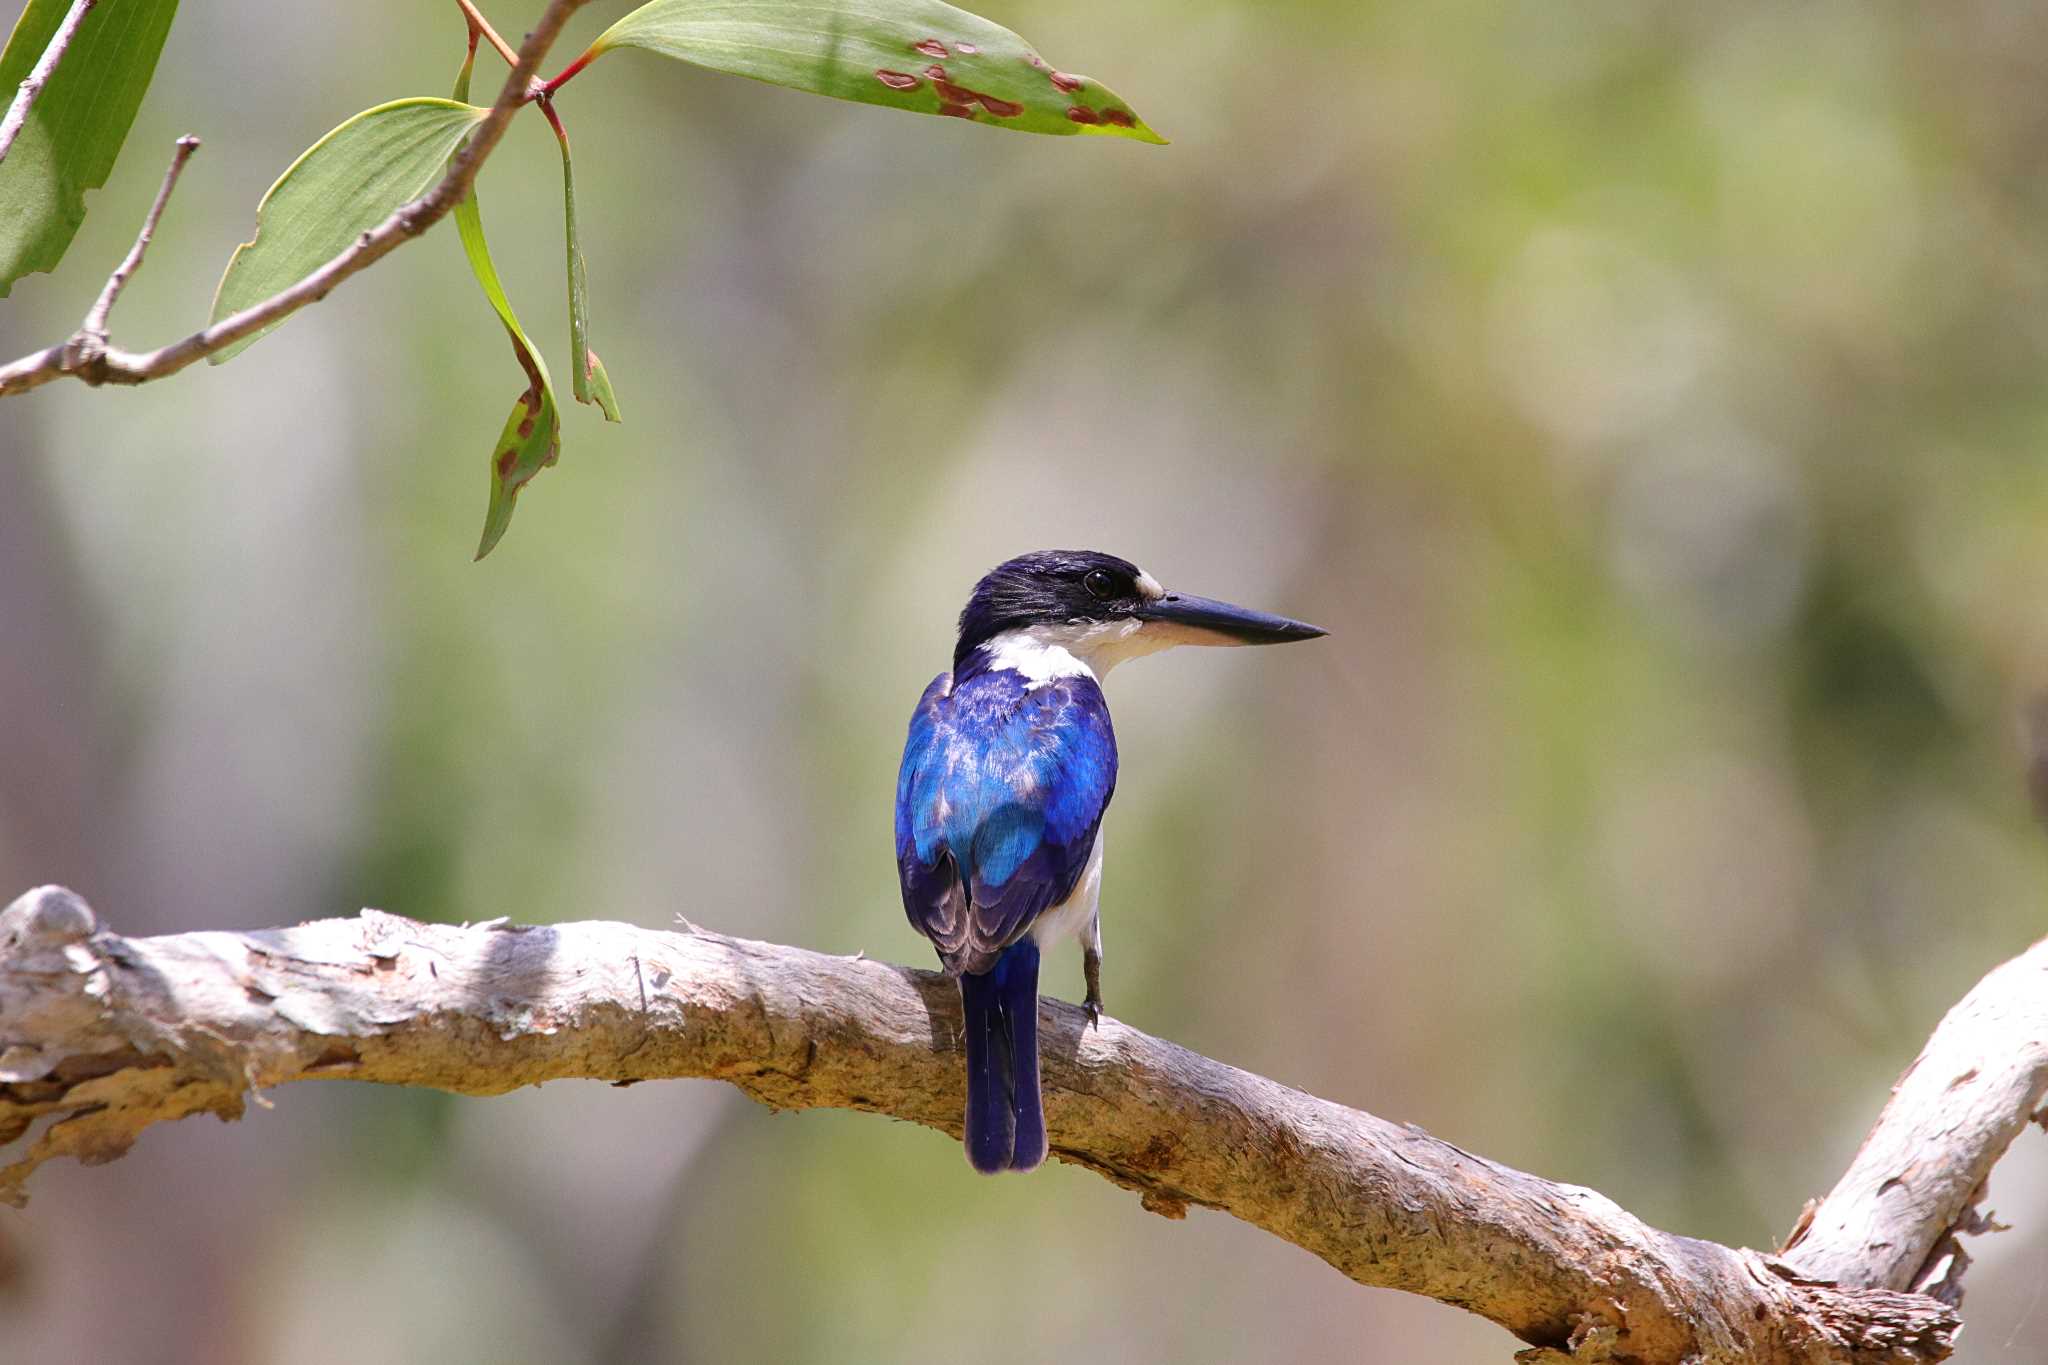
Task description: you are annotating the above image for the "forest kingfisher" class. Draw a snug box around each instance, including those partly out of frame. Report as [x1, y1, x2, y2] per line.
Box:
[894, 550, 1326, 1174]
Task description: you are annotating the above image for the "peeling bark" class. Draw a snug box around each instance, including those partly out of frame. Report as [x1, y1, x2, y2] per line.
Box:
[1778, 935, 2048, 1299]
[3, 886, 2025, 1362]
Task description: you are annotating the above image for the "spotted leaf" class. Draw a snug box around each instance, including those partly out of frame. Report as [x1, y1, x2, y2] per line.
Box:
[448, 48, 561, 560]
[584, 0, 1164, 142]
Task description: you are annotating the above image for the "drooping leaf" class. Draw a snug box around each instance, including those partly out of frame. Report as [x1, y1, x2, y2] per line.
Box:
[459, 180, 563, 560]
[449, 48, 560, 560]
[0, 0, 180, 296]
[208, 98, 489, 364]
[584, 0, 1165, 143]
[554, 119, 621, 421]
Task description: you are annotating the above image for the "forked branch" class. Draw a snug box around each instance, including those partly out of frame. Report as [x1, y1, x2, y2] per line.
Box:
[0, 0, 588, 399]
[4, 884, 2033, 1363]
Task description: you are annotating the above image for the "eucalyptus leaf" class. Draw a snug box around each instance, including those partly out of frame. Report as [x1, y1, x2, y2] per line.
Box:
[449, 49, 561, 560]
[556, 121, 620, 421]
[459, 182, 563, 561]
[208, 98, 489, 363]
[0, 0, 180, 296]
[588, 0, 1164, 142]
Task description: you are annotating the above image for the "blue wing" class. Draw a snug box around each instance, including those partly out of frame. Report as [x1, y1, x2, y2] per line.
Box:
[895, 668, 1118, 975]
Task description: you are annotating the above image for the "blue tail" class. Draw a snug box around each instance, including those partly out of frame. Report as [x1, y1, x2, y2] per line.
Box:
[959, 940, 1045, 1174]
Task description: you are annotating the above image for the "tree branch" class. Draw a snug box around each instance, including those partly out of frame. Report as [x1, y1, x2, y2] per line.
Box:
[2, 888, 2012, 1362]
[1779, 934, 2048, 1300]
[0, 0, 585, 400]
[74, 134, 199, 342]
[0, 0, 97, 169]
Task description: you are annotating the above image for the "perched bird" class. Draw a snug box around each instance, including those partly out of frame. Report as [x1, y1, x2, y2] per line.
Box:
[895, 550, 1326, 1174]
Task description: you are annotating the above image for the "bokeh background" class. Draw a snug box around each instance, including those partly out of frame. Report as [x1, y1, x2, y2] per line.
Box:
[5, 0, 2048, 1359]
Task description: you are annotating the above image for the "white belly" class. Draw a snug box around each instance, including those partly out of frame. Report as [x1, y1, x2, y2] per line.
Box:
[1030, 829, 1104, 950]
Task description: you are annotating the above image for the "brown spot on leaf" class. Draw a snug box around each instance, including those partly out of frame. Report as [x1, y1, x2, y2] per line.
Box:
[1065, 105, 1100, 125]
[955, 41, 978, 54]
[1048, 70, 1084, 93]
[1023, 52, 1047, 69]
[1100, 108, 1135, 128]
[924, 64, 948, 80]
[874, 69, 920, 91]
[495, 447, 517, 478]
[516, 414, 536, 440]
[932, 75, 1025, 119]
[913, 38, 949, 58]
[937, 102, 974, 119]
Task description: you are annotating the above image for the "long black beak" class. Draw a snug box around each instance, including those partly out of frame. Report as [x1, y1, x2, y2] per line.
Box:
[1133, 591, 1328, 645]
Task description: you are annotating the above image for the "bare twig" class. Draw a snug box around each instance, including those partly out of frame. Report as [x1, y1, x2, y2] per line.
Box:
[74, 135, 200, 344]
[0, 0, 589, 400]
[2, 885, 2003, 1364]
[0, 0, 97, 169]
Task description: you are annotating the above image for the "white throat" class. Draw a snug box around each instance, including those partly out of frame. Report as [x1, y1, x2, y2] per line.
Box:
[977, 619, 1178, 684]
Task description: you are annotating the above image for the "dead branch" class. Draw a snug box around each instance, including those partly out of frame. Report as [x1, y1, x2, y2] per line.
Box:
[0, 886, 2013, 1361]
[1779, 935, 2048, 1302]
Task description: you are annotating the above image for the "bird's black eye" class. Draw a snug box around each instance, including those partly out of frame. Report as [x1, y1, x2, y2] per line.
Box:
[1082, 568, 1119, 601]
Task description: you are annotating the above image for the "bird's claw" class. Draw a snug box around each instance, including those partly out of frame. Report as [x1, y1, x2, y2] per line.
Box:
[1083, 996, 1103, 1029]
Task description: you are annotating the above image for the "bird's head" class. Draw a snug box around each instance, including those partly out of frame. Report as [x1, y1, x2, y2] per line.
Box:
[953, 549, 1327, 679]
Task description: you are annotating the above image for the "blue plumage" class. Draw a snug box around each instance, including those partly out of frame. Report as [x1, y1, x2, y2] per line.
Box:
[896, 663, 1118, 976]
[896, 660, 1117, 1173]
[895, 549, 1325, 1174]
[959, 939, 1045, 1172]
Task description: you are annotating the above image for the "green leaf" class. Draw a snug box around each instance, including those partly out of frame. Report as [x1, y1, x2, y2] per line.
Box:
[458, 185, 562, 561]
[587, 0, 1165, 143]
[556, 122, 621, 421]
[0, 0, 180, 296]
[447, 46, 561, 560]
[208, 97, 489, 364]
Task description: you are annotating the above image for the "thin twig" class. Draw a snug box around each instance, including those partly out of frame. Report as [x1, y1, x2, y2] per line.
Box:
[0, 0, 97, 169]
[0, 0, 588, 399]
[77, 135, 200, 341]
[454, 0, 520, 70]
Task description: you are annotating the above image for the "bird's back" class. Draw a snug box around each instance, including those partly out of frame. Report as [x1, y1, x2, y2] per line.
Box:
[895, 666, 1118, 975]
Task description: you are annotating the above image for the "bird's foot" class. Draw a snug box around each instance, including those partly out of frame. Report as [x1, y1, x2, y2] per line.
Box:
[1082, 945, 1104, 1030]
